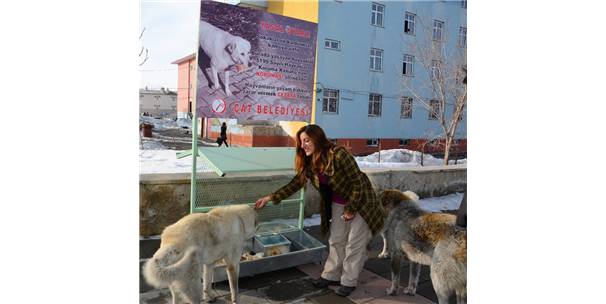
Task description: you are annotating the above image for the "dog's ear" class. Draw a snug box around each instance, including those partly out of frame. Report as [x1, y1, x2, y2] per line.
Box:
[225, 42, 235, 54]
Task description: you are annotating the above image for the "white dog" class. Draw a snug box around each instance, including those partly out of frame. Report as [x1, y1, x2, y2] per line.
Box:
[143, 205, 258, 304]
[199, 20, 252, 97]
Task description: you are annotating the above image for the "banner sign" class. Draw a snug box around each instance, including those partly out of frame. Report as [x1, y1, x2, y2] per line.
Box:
[196, 0, 318, 122]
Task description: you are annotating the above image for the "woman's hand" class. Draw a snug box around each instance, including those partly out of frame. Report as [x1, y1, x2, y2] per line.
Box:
[254, 196, 271, 210]
[341, 210, 356, 221]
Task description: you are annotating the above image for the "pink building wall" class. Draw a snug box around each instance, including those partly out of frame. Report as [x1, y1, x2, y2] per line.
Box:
[172, 54, 196, 119]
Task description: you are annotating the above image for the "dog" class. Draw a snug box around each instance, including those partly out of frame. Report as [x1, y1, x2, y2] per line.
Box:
[143, 204, 258, 304]
[199, 20, 252, 97]
[379, 189, 467, 304]
[378, 190, 419, 259]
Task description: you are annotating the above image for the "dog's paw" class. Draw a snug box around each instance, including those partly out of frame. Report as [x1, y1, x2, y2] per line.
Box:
[210, 84, 219, 90]
[386, 286, 399, 296]
[225, 89, 232, 97]
[378, 251, 389, 259]
[403, 286, 416, 296]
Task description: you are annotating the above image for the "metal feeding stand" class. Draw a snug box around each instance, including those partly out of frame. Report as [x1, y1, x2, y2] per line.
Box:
[178, 147, 325, 282]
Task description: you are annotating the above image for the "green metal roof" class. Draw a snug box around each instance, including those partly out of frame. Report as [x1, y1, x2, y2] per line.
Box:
[198, 147, 296, 176]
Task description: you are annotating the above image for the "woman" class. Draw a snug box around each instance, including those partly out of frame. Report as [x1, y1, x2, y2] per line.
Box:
[254, 124, 384, 297]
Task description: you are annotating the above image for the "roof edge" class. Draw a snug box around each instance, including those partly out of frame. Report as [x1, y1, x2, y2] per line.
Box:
[171, 53, 196, 65]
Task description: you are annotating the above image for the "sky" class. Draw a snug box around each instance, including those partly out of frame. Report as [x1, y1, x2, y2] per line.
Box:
[139, 1, 199, 90]
[139, 0, 244, 90]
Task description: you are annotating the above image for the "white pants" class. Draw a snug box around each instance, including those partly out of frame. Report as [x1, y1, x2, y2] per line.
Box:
[321, 203, 373, 287]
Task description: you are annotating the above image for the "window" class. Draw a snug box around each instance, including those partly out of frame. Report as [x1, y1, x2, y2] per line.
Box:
[322, 89, 339, 114]
[399, 139, 411, 146]
[366, 139, 379, 146]
[404, 12, 416, 35]
[368, 93, 382, 116]
[433, 20, 444, 41]
[401, 96, 413, 118]
[431, 60, 441, 80]
[429, 100, 441, 120]
[370, 48, 383, 71]
[139, 94, 144, 98]
[403, 54, 414, 76]
[324, 39, 341, 51]
[458, 27, 467, 48]
[371, 3, 385, 27]
[462, 0, 467, 9]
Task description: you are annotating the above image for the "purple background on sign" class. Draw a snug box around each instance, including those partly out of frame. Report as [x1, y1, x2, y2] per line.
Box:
[196, 0, 317, 122]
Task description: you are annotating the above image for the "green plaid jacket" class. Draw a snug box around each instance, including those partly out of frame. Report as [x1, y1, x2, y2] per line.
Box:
[270, 146, 385, 235]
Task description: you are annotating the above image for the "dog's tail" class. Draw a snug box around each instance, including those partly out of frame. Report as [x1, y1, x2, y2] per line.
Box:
[401, 190, 419, 202]
[380, 189, 419, 207]
[142, 246, 196, 288]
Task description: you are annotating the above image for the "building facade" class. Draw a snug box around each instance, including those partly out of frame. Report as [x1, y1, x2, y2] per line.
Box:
[171, 53, 197, 120]
[314, 0, 467, 155]
[139, 88, 178, 119]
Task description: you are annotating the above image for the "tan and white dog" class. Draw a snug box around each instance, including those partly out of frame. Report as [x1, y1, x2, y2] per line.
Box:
[143, 205, 258, 304]
[379, 189, 467, 304]
[199, 20, 252, 97]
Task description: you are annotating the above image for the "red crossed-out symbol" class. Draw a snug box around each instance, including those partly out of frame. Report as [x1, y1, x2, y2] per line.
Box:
[211, 98, 226, 114]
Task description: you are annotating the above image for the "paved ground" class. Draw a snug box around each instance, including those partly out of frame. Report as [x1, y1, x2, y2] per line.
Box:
[140, 225, 458, 304]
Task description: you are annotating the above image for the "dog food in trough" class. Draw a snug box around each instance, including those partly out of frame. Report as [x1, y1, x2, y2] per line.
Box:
[254, 234, 291, 257]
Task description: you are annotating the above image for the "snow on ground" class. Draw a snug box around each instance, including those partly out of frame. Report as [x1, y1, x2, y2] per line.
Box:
[140, 148, 466, 174]
[140, 139, 168, 150]
[140, 116, 191, 130]
[356, 148, 466, 168]
[417, 192, 464, 212]
[140, 150, 214, 174]
[139, 117, 465, 173]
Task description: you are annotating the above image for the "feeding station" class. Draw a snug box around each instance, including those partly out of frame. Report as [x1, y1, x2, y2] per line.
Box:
[176, 0, 323, 282]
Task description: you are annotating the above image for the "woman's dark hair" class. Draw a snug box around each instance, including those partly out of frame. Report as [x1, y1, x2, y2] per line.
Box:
[294, 124, 335, 176]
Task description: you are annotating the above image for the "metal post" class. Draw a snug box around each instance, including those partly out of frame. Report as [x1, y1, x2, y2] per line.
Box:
[190, 0, 202, 214]
[298, 188, 305, 229]
[190, 113, 198, 214]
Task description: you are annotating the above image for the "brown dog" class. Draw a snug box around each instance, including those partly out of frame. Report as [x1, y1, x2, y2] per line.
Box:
[379, 189, 466, 304]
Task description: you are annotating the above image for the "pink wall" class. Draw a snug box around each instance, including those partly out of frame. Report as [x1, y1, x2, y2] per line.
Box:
[174, 56, 196, 117]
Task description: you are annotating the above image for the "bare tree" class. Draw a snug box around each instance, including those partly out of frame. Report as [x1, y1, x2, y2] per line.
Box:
[139, 27, 149, 66]
[399, 17, 467, 165]
[415, 129, 444, 166]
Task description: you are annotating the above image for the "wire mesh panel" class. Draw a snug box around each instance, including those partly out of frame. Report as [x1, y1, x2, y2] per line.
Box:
[186, 148, 327, 281]
[194, 174, 302, 223]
